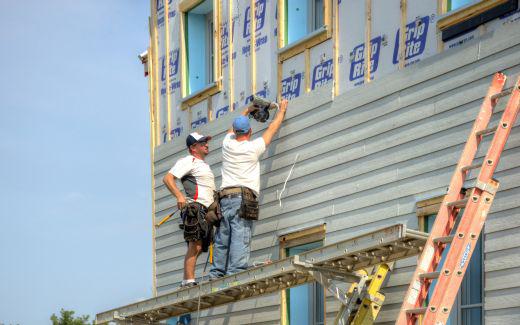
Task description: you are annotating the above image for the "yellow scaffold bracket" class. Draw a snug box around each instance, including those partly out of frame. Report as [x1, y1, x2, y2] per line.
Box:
[336, 262, 393, 325]
[351, 263, 391, 325]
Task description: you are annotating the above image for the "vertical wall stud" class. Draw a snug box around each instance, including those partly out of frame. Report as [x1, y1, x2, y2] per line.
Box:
[251, 0, 257, 96]
[188, 106, 192, 131]
[278, 0, 285, 49]
[180, 8, 187, 99]
[148, 51, 158, 298]
[333, 0, 339, 96]
[229, 0, 234, 111]
[325, 0, 332, 38]
[149, 0, 159, 297]
[399, 0, 407, 69]
[152, 1, 161, 147]
[207, 95, 213, 122]
[305, 48, 311, 93]
[364, 0, 372, 84]
[280, 241, 288, 325]
[437, 0, 446, 52]
[277, 0, 285, 101]
[277, 60, 283, 102]
[215, 0, 222, 88]
[164, 0, 172, 141]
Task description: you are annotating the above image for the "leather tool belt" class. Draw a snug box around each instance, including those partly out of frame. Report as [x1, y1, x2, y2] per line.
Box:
[180, 202, 209, 242]
[219, 187, 243, 198]
[205, 191, 222, 227]
[219, 187, 259, 220]
[240, 187, 259, 220]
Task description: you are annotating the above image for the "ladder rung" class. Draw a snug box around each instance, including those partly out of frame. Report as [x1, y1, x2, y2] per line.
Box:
[406, 307, 427, 315]
[419, 271, 440, 280]
[490, 86, 516, 102]
[433, 235, 454, 244]
[446, 198, 469, 208]
[476, 126, 497, 137]
[461, 162, 482, 172]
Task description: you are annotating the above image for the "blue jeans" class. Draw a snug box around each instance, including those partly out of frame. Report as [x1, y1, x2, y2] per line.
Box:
[209, 196, 253, 278]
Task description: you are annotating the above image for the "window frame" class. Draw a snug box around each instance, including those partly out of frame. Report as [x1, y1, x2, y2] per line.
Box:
[179, 0, 222, 110]
[205, 12, 214, 85]
[447, 0, 480, 12]
[279, 224, 326, 325]
[417, 196, 485, 325]
[277, 0, 332, 62]
[437, 0, 518, 42]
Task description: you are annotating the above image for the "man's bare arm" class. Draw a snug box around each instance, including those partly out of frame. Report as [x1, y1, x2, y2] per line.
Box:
[163, 173, 187, 209]
[262, 99, 288, 146]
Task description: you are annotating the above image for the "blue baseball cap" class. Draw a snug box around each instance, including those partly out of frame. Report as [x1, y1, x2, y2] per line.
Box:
[233, 116, 251, 134]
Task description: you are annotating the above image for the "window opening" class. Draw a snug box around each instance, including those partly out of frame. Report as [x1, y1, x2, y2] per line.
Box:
[279, 224, 326, 325]
[285, 241, 324, 325]
[447, 0, 479, 12]
[285, 0, 325, 45]
[184, 0, 214, 95]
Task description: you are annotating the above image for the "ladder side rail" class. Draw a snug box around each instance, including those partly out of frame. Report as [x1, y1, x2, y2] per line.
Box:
[423, 188, 496, 324]
[396, 72, 507, 325]
[477, 78, 520, 182]
[424, 76, 520, 325]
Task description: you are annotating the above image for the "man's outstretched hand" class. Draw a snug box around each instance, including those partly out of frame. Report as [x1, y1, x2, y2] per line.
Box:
[278, 99, 288, 113]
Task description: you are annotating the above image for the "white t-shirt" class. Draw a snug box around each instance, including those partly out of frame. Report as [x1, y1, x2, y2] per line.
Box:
[221, 133, 266, 195]
[169, 155, 216, 208]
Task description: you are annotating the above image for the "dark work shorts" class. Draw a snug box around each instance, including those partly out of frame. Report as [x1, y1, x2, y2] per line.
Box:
[181, 203, 212, 252]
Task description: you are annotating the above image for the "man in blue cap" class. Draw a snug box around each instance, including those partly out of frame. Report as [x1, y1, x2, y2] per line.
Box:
[209, 99, 288, 279]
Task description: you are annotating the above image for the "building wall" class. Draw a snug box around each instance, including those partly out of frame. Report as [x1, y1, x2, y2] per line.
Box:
[151, 0, 448, 145]
[150, 3, 520, 324]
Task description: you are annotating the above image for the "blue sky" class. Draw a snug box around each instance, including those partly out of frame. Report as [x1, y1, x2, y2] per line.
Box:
[0, 1, 153, 324]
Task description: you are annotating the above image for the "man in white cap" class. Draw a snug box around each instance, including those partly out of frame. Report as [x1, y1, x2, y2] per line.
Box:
[163, 132, 215, 287]
[209, 99, 288, 279]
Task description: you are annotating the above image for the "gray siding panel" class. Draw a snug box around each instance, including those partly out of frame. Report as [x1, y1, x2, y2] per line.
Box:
[152, 24, 520, 323]
[486, 287, 520, 310]
[486, 267, 520, 291]
[485, 307, 520, 324]
[485, 247, 520, 272]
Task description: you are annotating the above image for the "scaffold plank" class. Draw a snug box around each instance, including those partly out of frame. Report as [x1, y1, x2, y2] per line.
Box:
[96, 224, 428, 324]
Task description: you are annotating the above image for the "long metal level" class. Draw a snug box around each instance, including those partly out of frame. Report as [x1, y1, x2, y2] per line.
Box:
[96, 224, 428, 324]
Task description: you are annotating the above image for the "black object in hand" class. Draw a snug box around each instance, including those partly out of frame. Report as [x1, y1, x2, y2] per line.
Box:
[249, 95, 275, 123]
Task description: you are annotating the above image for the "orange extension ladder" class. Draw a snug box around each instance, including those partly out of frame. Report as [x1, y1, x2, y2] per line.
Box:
[396, 72, 520, 325]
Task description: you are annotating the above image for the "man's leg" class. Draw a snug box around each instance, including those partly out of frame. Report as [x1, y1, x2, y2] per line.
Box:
[209, 198, 232, 279]
[184, 240, 202, 281]
[227, 197, 252, 274]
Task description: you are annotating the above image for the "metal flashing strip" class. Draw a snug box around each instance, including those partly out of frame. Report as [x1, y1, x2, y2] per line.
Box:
[277, 220, 326, 237]
[96, 224, 428, 324]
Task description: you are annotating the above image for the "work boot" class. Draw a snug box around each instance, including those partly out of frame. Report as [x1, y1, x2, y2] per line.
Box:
[179, 280, 198, 288]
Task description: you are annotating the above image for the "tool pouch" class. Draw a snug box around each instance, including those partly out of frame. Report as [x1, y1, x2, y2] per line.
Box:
[240, 187, 259, 220]
[205, 192, 222, 227]
[182, 203, 208, 241]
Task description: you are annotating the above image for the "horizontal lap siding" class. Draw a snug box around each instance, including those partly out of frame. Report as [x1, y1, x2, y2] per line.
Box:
[153, 25, 520, 323]
[486, 307, 520, 325]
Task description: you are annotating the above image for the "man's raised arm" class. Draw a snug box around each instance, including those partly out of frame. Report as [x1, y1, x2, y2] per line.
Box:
[262, 99, 288, 146]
